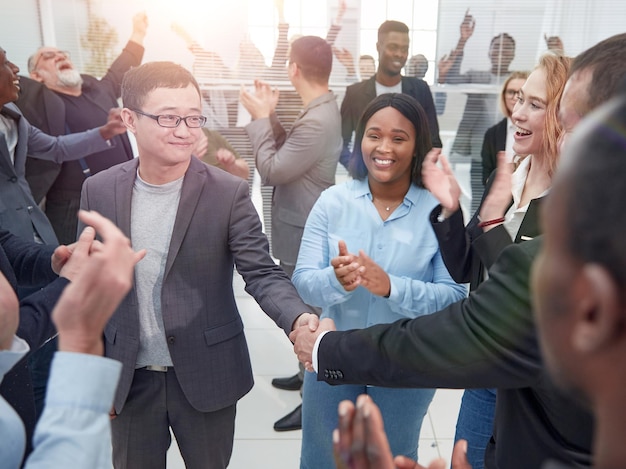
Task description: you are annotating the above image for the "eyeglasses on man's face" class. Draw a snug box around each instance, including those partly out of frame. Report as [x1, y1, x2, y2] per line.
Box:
[130, 109, 207, 128]
[34, 50, 70, 70]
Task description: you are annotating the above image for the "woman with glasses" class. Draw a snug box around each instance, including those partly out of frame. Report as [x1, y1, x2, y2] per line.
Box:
[480, 71, 529, 185]
[423, 52, 571, 469]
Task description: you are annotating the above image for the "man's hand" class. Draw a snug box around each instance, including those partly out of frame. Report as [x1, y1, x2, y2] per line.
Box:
[130, 11, 148, 45]
[422, 148, 462, 218]
[332, 47, 356, 77]
[290, 318, 336, 371]
[99, 108, 127, 141]
[334, 395, 453, 469]
[331, 241, 363, 291]
[478, 151, 514, 229]
[239, 80, 279, 120]
[0, 272, 19, 351]
[459, 9, 475, 42]
[52, 210, 146, 356]
[55, 225, 97, 281]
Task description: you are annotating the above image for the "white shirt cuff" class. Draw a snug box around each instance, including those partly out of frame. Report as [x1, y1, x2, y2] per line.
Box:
[312, 330, 331, 373]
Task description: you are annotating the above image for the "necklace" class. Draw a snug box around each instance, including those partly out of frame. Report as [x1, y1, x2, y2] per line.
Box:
[372, 197, 402, 212]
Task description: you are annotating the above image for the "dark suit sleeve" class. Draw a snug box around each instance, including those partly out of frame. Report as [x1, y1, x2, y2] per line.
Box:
[97, 40, 144, 99]
[339, 84, 359, 169]
[0, 230, 57, 288]
[414, 79, 442, 148]
[317, 239, 542, 389]
[481, 126, 497, 185]
[227, 180, 312, 334]
[17, 277, 69, 350]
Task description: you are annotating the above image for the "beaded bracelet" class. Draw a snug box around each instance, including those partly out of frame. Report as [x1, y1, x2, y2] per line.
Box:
[477, 217, 505, 228]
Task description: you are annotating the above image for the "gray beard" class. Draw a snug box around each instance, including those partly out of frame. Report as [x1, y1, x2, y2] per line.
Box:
[57, 69, 83, 88]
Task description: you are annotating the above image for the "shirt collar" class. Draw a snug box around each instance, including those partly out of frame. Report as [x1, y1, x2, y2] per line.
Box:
[353, 177, 420, 206]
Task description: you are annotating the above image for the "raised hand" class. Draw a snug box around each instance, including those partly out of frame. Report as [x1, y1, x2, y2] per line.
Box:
[422, 148, 462, 217]
[52, 210, 146, 356]
[99, 108, 127, 140]
[131, 11, 148, 45]
[334, 395, 450, 469]
[331, 240, 363, 291]
[290, 317, 336, 371]
[478, 151, 513, 228]
[239, 80, 279, 120]
[459, 9, 475, 42]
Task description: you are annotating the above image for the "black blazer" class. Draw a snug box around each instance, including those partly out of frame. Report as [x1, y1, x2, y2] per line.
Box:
[317, 239, 593, 469]
[339, 75, 442, 168]
[430, 171, 543, 291]
[481, 117, 507, 185]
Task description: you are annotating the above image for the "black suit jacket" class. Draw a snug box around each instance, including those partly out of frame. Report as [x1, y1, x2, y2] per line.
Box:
[317, 239, 593, 469]
[0, 230, 68, 461]
[339, 75, 442, 168]
[430, 172, 543, 291]
[481, 118, 507, 185]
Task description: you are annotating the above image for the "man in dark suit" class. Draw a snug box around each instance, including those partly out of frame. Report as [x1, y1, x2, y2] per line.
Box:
[16, 12, 147, 245]
[0, 44, 127, 463]
[79, 61, 318, 469]
[290, 33, 626, 469]
[339, 20, 442, 169]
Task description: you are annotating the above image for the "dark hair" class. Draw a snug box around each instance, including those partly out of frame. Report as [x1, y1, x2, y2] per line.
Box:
[406, 54, 429, 79]
[570, 33, 626, 115]
[289, 36, 332, 85]
[490, 33, 516, 49]
[561, 95, 626, 287]
[121, 61, 201, 110]
[377, 20, 409, 43]
[348, 93, 432, 187]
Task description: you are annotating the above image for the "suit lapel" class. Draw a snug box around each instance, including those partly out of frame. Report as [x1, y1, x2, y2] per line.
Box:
[115, 159, 138, 238]
[163, 159, 205, 279]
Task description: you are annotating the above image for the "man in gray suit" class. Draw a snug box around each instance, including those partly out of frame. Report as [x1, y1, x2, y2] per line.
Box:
[79, 61, 318, 469]
[240, 35, 342, 431]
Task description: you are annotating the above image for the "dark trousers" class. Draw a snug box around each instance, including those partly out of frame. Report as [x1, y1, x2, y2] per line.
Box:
[112, 367, 237, 469]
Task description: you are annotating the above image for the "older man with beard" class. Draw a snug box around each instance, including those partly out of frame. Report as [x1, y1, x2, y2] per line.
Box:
[16, 12, 147, 245]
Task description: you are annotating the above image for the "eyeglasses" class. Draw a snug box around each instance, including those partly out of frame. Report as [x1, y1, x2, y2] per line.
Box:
[130, 109, 207, 128]
[505, 89, 521, 98]
[33, 50, 70, 70]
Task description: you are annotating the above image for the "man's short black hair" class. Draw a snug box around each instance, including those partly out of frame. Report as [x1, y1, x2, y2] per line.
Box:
[377, 21, 409, 43]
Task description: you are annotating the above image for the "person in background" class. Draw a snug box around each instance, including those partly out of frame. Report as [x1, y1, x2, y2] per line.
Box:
[437, 10, 516, 212]
[358, 54, 376, 80]
[193, 128, 250, 180]
[480, 71, 529, 185]
[240, 35, 342, 433]
[406, 54, 429, 80]
[544, 34, 565, 53]
[292, 93, 466, 468]
[17, 12, 148, 244]
[339, 20, 442, 169]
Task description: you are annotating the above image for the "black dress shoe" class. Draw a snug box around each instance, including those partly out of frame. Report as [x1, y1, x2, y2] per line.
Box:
[271, 373, 303, 391]
[273, 404, 302, 432]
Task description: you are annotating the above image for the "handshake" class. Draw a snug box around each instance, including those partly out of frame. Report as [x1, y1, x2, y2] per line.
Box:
[289, 316, 337, 372]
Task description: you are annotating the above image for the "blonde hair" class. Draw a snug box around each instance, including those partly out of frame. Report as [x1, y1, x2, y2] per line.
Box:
[499, 71, 529, 117]
[536, 52, 571, 177]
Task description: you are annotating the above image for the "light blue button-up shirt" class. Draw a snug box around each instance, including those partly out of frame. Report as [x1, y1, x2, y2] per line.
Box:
[1, 337, 121, 468]
[293, 178, 467, 331]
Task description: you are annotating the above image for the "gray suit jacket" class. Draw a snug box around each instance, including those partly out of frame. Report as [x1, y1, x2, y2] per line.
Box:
[79, 156, 312, 413]
[246, 91, 342, 264]
[0, 103, 110, 244]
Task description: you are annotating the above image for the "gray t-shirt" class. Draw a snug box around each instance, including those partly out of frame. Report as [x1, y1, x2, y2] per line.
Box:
[131, 171, 183, 368]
